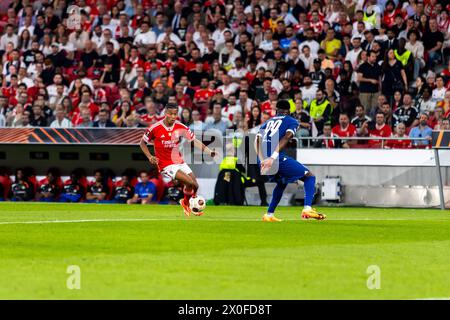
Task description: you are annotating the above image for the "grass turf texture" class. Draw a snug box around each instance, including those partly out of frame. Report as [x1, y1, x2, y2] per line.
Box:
[0, 202, 449, 300]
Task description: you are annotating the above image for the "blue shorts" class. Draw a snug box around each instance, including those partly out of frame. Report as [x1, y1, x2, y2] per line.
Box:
[263, 155, 310, 184]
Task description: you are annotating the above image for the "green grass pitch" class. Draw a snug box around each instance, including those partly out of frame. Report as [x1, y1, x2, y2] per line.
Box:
[0, 202, 449, 300]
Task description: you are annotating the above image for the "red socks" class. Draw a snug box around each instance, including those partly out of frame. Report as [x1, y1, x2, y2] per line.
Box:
[183, 186, 195, 205]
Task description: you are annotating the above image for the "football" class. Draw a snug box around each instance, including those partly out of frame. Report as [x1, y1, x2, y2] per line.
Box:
[189, 195, 206, 215]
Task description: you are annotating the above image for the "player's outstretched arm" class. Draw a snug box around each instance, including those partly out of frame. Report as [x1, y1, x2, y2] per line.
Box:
[140, 138, 159, 166]
[193, 138, 217, 158]
[254, 135, 265, 161]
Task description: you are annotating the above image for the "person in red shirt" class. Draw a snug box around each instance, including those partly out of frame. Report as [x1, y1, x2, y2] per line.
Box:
[193, 78, 215, 119]
[140, 103, 217, 216]
[361, 111, 393, 148]
[386, 122, 411, 149]
[332, 113, 357, 147]
[174, 83, 193, 109]
[383, 1, 402, 28]
[260, 88, 279, 117]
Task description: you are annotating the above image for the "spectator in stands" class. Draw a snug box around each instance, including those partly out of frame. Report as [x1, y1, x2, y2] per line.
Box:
[409, 113, 433, 147]
[351, 105, 372, 137]
[438, 118, 450, 131]
[379, 101, 394, 128]
[29, 104, 47, 127]
[307, 89, 332, 135]
[127, 171, 156, 204]
[423, 18, 444, 68]
[114, 174, 135, 204]
[50, 105, 72, 128]
[205, 102, 231, 135]
[189, 110, 206, 132]
[361, 111, 393, 148]
[332, 113, 356, 146]
[86, 170, 109, 203]
[415, 86, 436, 115]
[381, 48, 408, 100]
[10, 168, 34, 201]
[432, 76, 447, 103]
[392, 94, 419, 131]
[314, 123, 345, 149]
[386, 123, 411, 149]
[357, 50, 382, 113]
[93, 109, 116, 128]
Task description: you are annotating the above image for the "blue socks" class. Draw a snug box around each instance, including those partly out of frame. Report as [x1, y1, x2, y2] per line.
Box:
[267, 182, 287, 214]
[303, 175, 316, 207]
[266, 175, 316, 214]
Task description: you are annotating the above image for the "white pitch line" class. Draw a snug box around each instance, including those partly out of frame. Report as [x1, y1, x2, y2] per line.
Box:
[415, 297, 450, 300]
[0, 217, 448, 226]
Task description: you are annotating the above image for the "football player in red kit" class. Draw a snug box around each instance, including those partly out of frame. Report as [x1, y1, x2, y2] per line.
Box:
[140, 103, 216, 216]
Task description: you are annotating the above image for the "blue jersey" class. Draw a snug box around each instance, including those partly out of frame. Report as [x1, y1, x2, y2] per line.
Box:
[257, 114, 298, 159]
[135, 182, 156, 200]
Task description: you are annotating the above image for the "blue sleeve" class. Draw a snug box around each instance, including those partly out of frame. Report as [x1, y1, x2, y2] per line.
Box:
[286, 117, 299, 136]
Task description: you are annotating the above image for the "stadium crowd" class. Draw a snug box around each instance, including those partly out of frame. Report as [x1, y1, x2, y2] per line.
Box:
[0, 0, 449, 149]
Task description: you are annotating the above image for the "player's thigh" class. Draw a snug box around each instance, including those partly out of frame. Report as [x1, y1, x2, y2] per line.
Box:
[279, 158, 310, 181]
[174, 168, 196, 188]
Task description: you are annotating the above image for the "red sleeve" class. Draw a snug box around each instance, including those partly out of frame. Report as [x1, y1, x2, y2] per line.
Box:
[143, 126, 155, 143]
[183, 126, 195, 142]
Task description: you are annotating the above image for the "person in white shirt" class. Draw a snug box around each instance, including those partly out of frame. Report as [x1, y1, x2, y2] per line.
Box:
[68, 29, 90, 51]
[98, 29, 120, 55]
[17, 67, 34, 88]
[212, 18, 233, 50]
[299, 28, 320, 55]
[300, 75, 318, 105]
[90, 25, 104, 49]
[0, 24, 18, 50]
[58, 35, 76, 59]
[18, 16, 35, 37]
[217, 74, 239, 98]
[47, 74, 68, 100]
[345, 36, 363, 69]
[133, 21, 156, 48]
[259, 29, 274, 52]
[228, 58, 248, 81]
[50, 105, 72, 128]
[299, 45, 317, 72]
[156, 26, 182, 47]
[219, 41, 241, 69]
[100, 15, 118, 37]
[405, 30, 425, 80]
[432, 76, 447, 102]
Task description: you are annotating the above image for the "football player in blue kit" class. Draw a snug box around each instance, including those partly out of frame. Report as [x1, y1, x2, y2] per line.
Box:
[255, 100, 326, 222]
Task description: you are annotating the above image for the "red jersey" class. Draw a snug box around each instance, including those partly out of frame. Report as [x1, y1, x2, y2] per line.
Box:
[140, 113, 164, 126]
[332, 124, 356, 137]
[386, 136, 411, 149]
[142, 120, 195, 170]
[368, 124, 392, 147]
[194, 88, 215, 102]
